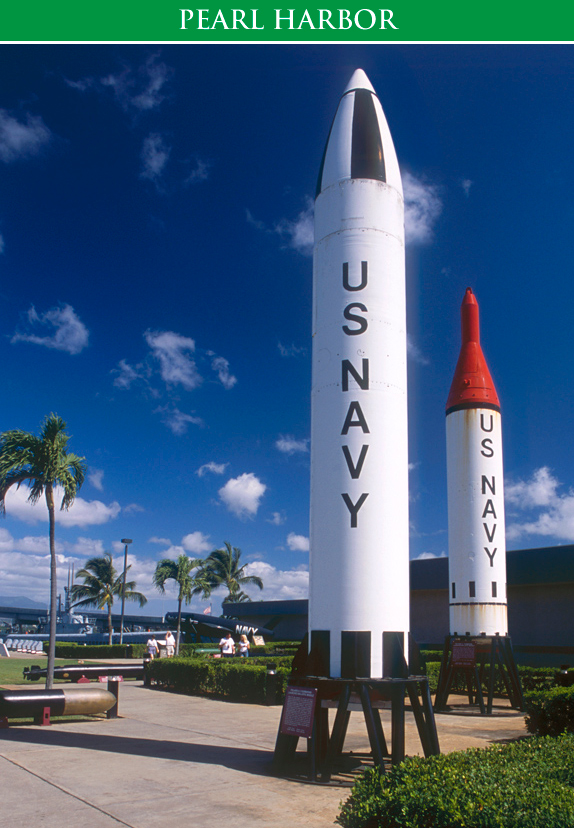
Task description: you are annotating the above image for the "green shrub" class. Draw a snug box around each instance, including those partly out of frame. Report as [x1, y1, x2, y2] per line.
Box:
[525, 687, 574, 736]
[46, 642, 146, 659]
[146, 656, 290, 704]
[338, 733, 574, 828]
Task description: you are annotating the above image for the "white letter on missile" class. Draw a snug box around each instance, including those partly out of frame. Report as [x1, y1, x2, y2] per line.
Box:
[343, 261, 368, 291]
[342, 445, 369, 479]
[380, 9, 398, 28]
[180, 9, 193, 28]
[342, 492, 369, 527]
[342, 402, 370, 434]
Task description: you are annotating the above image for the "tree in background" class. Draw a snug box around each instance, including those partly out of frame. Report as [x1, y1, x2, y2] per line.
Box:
[201, 542, 263, 604]
[71, 552, 147, 644]
[153, 554, 210, 654]
[0, 414, 86, 689]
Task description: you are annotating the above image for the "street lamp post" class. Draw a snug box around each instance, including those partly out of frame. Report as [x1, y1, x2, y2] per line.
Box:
[119, 539, 133, 646]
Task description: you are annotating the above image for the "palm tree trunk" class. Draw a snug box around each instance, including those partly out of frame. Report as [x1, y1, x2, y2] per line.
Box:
[45, 485, 57, 691]
[176, 596, 182, 656]
[107, 603, 113, 645]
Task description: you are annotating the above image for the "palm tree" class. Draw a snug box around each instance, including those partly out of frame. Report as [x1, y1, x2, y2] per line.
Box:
[71, 552, 147, 643]
[201, 542, 263, 604]
[153, 554, 209, 654]
[0, 414, 86, 689]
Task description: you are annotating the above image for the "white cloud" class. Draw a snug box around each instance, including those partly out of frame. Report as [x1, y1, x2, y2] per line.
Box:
[0, 109, 52, 163]
[278, 342, 306, 358]
[88, 468, 104, 492]
[185, 158, 210, 185]
[461, 179, 473, 196]
[506, 467, 558, 509]
[149, 536, 172, 545]
[154, 404, 203, 435]
[276, 435, 309, 455]
[112, 359, 149, 390]
[210, 355, 237, 389]
[4, 486, 121, 528]
[11, 304, 89, 355]
[181, 531, 211, 554]
[407, 335, 430, 366]
[413, 551, 447, 560]
[274, 198, 314, 255]
[219, 473, 267, 519]
[0, 233, 5, 254]
[83, 53, 173, 113]
[140, 132, 171, 183]
[506, 467, 574, 542]
[124, 503, 145, 514]
[403, 172, 442, 245]
[145, 329, 201, 390]
[268, 511, 286, 526]
[287, 532, 309, 552]
[244, 560, 309, 601]
[196, 462, 228, 477]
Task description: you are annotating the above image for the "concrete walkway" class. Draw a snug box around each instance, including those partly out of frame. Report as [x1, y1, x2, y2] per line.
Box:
[0, 672, 527, 828]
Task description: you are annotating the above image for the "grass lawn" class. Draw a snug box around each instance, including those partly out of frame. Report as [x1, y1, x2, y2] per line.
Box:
[0, 657, 84, 687]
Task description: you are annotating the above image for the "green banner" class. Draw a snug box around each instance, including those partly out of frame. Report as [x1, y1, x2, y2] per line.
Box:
[1, 0, 573, 41]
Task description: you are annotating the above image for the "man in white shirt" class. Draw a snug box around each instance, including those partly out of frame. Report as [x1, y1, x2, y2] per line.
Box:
[219, 632, 236, 657]
[165, 631, 176, 657]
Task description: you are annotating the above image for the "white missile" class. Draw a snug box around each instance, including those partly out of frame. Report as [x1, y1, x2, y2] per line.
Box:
[308, 69, 409, 679]
[446, 288, 508, 636]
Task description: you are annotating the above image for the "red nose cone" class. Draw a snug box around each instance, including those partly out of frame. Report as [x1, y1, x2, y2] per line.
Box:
[445, 288, 500, 414]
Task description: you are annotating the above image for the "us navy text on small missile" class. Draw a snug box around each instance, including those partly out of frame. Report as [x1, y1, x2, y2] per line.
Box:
[480, 413, 499, 567]
[179, 9, 398, 29]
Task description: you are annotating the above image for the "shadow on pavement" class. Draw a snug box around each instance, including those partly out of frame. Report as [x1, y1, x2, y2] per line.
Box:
[0, 728, 274, 775]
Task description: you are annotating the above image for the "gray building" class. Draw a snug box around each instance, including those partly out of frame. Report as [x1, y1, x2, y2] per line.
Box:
[228, 545, 574, 664]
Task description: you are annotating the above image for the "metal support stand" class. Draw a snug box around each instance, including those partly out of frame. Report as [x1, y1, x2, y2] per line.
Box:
[34, 706, 51, 726]
[272, 676, 440, 783]
[434, 634, 523, 714]
[106, 678, 120, 719]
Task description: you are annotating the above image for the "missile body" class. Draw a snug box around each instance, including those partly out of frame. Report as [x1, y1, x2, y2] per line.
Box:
[309, 70, 409, 679]
[446, 289, 508, 636]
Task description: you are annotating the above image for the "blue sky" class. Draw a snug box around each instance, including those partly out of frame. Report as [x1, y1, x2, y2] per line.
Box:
[2, 44, 574, 617]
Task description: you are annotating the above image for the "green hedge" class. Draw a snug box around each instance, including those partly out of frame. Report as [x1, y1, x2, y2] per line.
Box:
[525, 687, 574, 736]
[146, 656, 290, 704]
[45, 642, 146, 659]
[338, 733, 574, 828]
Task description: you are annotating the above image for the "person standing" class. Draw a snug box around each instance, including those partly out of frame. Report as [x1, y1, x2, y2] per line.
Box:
[238, 634, 250, 657]
[165, 631, 175, 657]
[146, 635, 159, 659]
[219, 632, 236, 657]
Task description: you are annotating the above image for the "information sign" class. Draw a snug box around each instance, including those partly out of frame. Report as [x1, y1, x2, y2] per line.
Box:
[452, 642, 476, 667]
[280, 686, 317, 738]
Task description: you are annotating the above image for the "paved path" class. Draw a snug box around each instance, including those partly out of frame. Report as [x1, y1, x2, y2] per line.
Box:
[0, 673, 527, 828]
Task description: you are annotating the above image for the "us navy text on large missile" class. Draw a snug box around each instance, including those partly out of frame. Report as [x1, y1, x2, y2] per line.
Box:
[341, 260, 371, 528]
